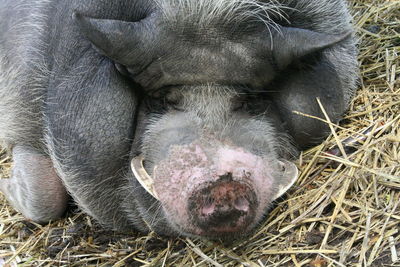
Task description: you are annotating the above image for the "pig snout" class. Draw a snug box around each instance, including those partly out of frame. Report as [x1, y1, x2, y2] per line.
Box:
[147, 141, 277, 238]
[189, 176, 257, 232]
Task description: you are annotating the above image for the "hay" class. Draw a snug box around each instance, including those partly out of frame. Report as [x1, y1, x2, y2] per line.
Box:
[1, 0, 399, 266]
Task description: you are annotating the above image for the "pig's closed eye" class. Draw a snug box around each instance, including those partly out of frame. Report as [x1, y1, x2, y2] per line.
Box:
[232, 99, 248, 111]
[164, 89, 184, 111]
[165, 98, 184, 111]
[144, 92, 184, 113]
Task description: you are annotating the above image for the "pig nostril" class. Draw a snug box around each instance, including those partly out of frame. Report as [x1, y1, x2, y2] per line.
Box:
[234, 197, 250, 212]
[190, 181, 258, 232]
[201, 201, 215, 216]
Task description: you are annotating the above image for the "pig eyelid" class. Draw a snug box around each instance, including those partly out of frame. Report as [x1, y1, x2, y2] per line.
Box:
[232, 99, 248, 111]
[165, 97, 184, 111]
[146, 85, 177, 98]
[169, 105, 184, 112]
[143, 94, 184, 112]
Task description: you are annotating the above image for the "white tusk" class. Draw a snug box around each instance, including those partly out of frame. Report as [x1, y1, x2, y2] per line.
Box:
[273, 160, 299, 200]
[130, 155, 159, 200]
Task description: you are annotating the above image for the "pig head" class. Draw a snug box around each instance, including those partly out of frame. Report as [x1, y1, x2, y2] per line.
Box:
[72, 5, 354, 238]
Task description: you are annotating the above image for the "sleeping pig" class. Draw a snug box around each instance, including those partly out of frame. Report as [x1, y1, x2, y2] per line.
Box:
[0, 0, 358, 239]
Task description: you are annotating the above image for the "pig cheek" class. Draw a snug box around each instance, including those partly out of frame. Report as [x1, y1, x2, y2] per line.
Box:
[153, 167, 189, 228]
[152, 148, 212, 235]
[249, 160, 276, 218]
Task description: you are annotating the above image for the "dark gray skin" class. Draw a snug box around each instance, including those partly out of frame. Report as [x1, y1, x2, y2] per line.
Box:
[0, 0, 358, 239]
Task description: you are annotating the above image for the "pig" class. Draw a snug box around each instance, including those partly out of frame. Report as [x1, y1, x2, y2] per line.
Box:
[0, 0, 358, 239]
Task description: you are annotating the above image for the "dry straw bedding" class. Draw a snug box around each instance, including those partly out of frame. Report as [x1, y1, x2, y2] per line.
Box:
[0, 0, 399, 266]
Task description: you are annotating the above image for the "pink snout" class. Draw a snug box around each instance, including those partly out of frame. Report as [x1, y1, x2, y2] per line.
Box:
[153, 141, 274, 237]
[188, 174, 258, 233]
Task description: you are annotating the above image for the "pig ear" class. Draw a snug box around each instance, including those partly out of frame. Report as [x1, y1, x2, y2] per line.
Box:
[271, 160, 299, 200]
[73, 12, 152, 66]
[272, 27, 352, 69]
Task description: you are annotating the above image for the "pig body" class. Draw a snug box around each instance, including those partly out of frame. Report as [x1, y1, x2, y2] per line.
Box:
[0, 0, 358, 239]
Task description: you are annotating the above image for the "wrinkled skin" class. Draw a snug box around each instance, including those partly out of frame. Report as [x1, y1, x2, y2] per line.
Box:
[0, 0, 358, 240]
